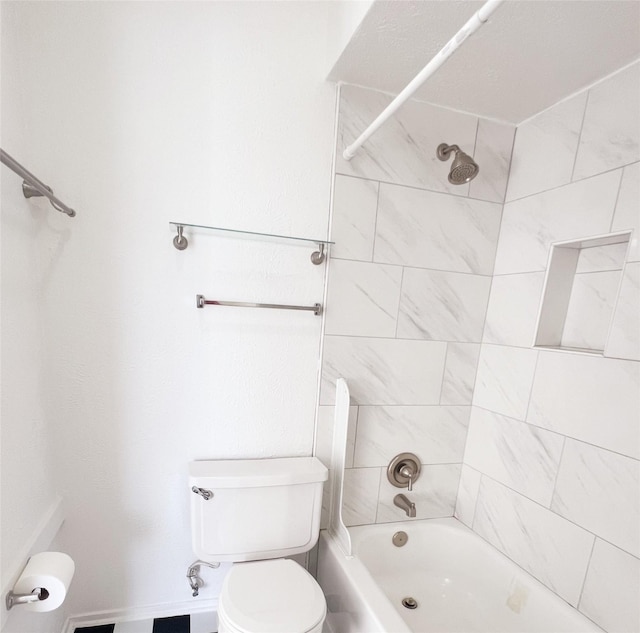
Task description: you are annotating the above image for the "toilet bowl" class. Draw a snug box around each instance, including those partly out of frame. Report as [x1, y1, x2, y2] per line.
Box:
[218, 559, 326, 633]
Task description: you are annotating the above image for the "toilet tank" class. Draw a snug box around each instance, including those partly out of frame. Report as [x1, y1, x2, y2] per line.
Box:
[189, 457, 328, 563]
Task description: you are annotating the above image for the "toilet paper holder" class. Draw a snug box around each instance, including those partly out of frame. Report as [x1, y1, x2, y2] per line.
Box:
[6, 587, 49, 611]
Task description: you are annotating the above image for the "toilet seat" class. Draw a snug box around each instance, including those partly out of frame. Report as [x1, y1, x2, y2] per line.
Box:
[218, 558, 326, 633]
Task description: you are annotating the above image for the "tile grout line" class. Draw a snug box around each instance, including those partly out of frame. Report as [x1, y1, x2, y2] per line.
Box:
[373, 466, 384, 524]
[330, 255, 495, 277]
[503, 161, 635, 206]
[470, 472, 484, 531]
[335, 170, 502, 205]
[501, 116, 518, 207]
[576, 536, 598, 612]
[369, 179, 381, 263]
[336, 156, 640, 211]
[549, 435, 568, 510]
[569, 89, 590, 183]
[469, 403, 640, 463]
[465, 122, 514, 463]
[324, 332, 485, 343]
[349, 405, 360, 469]
[522, 347, 540, 424]
[467, 116, 480, 200]
[437, 341, 449, 405]
[394, 266, 405, 338]
[608, 164, 626, 233]
[574, 269, 624, 276]
[346, 461, 467, 470]
[469, 466, 639, 559]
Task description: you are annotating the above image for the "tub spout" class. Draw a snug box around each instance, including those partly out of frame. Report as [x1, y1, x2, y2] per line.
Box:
[394, 493, 416, 518]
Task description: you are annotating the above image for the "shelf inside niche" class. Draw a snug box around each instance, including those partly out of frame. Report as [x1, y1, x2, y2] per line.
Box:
[534, 231, 631, 355]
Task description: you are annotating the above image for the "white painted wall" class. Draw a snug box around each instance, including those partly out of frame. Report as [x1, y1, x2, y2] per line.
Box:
[325, 0, 374, 77]
[1, 1, 335, 627]
[0, 3, 67, 630]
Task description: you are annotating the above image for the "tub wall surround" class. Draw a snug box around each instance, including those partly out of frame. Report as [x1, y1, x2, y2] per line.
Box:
[457, 60, 640, 633]
[320, 60, 639, 633]
[317, 83, 515, 528]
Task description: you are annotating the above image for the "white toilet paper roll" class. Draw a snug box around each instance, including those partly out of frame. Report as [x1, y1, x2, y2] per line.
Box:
[13, 552, 75, 612]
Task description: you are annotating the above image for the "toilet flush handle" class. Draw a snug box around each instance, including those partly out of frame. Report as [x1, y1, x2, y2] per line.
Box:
[192, 486, 214, 501]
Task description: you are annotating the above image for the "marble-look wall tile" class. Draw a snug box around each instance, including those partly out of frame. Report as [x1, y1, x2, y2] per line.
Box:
[353, 405, 469, 468]
[527, 351, 640, 459]
[374, 183, 502, 275]
[473, 344, 538, 420]
[551, 439, 639, 557]
[315, 405, 358, 470]
[325, 259, 402, 337]
[342, 467, 381, 527]
[611, 162, 640, 262]
[336, 84, 477, 195]
[579, 539, 640, 633]
[575, 242, 627, 273]
[397, 268, 491, 342]
[605, 262, 640, 361]
[465, 407, 564, 507]
[331, 175, 379, 261]
[561, 271, 620, 351]
[495, 170, 621, 274]
[483, 272, 545, 347]
[506, 93, 587, 202]
[321, 336, 447, 405]
[376, 464, 461, 523]
[469, 119, 515, 204]
[473, 477, 595, 606]
[574, 61, 640, 180]
[454, 464, 481, 528]
[440, 343, 481, 405]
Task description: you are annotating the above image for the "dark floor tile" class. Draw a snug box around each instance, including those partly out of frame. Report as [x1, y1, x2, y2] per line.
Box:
[152, 614, 190, 633]
[74, 626, 115, 633]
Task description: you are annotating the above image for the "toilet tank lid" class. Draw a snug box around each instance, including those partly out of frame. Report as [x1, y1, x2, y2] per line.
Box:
[189, 456, 328, 488]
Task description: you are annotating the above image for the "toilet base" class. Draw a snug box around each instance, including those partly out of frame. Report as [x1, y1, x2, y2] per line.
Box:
[218, 611, 324, 633]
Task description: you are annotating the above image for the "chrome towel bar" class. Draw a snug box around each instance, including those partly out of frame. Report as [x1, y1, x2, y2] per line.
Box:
[196, 294, 322, 316]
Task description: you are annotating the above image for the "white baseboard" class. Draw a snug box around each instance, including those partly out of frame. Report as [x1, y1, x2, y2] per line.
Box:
[1, 497, 65, 631]
[61, 598, 218, 633]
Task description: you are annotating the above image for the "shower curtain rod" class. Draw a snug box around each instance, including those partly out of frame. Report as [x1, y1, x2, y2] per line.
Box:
[0, 149, 76, 217]
[342, 0, 505, 161]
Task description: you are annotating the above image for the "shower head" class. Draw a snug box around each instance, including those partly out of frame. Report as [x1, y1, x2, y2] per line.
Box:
[437, 143, 479, 185]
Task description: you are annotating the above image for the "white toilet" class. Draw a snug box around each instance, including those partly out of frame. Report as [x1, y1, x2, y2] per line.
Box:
[189, 457, 328, 633]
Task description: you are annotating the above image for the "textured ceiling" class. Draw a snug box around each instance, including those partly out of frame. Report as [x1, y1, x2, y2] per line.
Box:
[329, 0, 640, 124]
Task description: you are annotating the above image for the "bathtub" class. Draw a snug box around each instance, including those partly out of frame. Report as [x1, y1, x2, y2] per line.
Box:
[317, 518, 602, 633]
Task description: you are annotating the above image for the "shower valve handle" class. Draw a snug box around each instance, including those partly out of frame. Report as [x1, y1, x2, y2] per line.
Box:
[399, 465, 414, 491]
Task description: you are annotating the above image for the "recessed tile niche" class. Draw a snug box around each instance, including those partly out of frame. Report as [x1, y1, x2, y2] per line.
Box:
[534, 231, 631, 354]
